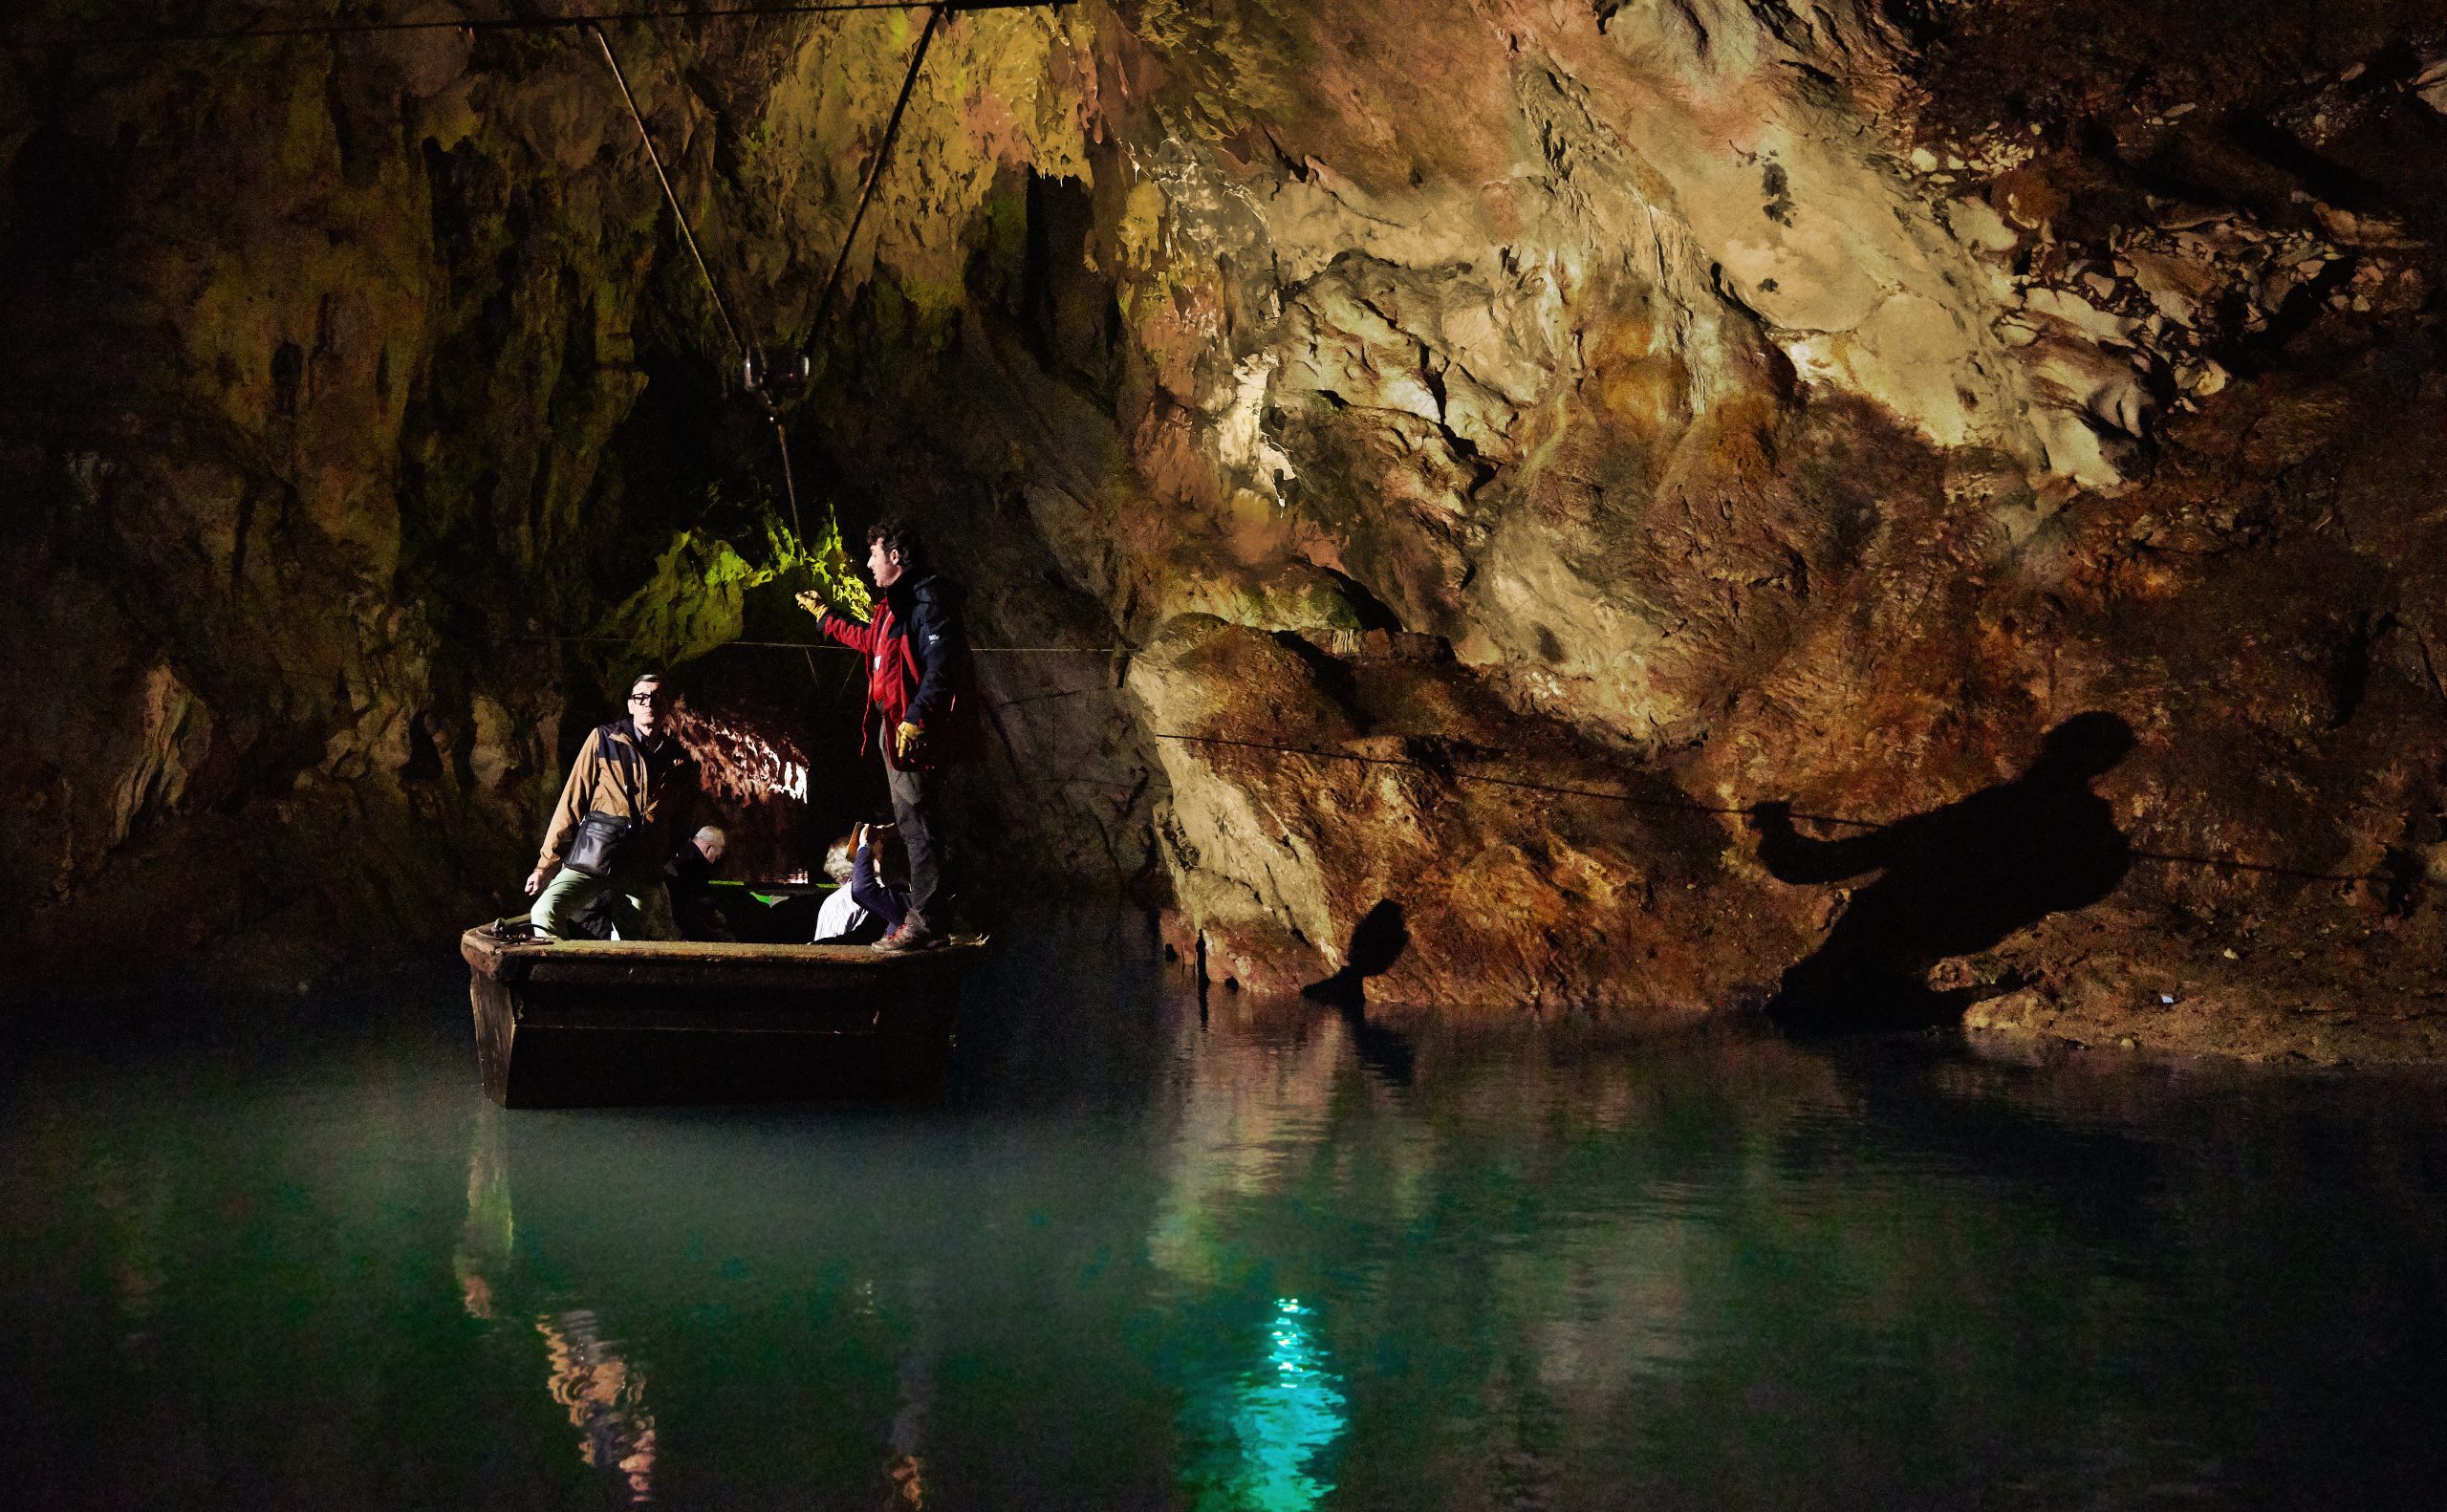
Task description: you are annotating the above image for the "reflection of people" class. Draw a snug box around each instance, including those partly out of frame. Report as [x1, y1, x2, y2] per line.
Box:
[452, 1109, 511, 1322]
[537, 1309, 659, 1505]
[453, 1110, 657, 1504]
[812, 824, 909, 944]
[797, 520, 979, 952]
[886, 1271, 938, 1509]
[526, 673, 702, 940]
[1752, 712, 2134, 1030]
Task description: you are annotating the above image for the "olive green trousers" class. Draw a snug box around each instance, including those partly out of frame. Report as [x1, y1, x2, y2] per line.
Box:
[530, 866, 679, 940]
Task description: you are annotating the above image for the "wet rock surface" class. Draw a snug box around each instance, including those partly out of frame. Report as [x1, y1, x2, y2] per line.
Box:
[5, 1, 2446, 1059]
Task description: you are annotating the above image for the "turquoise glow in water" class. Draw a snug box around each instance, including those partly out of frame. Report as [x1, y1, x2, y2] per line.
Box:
[1181, 1296, 1347, 1512]
[9, 914, 2447, 1508]
[1241, 1299, 1346, 1511]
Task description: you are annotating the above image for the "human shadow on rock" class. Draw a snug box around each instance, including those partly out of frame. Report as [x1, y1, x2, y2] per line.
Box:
[1751, 712, 2135, 1035]
[1301, 900, 1416, 1085]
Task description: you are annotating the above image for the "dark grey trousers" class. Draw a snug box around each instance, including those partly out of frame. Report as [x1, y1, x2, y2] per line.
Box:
[884, 755, 955, 924]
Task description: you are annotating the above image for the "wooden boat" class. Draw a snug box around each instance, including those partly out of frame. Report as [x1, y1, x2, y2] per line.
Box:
[461, 920, 988, 1109]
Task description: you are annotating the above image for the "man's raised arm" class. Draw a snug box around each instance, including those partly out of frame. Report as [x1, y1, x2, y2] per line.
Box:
[1750, 800, 1897, 885]
[797, 591, 882, 654]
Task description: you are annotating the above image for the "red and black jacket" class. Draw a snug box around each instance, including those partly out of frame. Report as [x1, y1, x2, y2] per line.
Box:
[814, 574, 982, 769]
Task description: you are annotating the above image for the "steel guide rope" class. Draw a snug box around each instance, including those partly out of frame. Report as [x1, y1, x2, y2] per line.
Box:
[581, 15, 819, 556]
[803, 1, 941, 352]
[6, 2, 1054, 49]
[588, 24, 749, 365]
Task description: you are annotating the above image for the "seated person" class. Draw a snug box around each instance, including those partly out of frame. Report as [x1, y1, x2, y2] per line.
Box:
[576, 824, 730, 940]
[666, 826, 734, 940]
[809, 832, 863, 941]
[812, 823, 910, 945]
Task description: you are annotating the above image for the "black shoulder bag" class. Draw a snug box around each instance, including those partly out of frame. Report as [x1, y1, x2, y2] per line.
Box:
[564, 727, 646, 878]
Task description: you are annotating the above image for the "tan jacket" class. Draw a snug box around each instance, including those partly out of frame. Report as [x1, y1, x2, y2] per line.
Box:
[536, 720, 703, 874]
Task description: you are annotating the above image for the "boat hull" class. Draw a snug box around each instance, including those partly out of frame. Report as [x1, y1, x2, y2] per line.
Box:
[462, 924, 985, 1108]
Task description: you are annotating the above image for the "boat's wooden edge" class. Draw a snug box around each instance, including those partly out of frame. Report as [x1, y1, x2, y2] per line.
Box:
[459, 922, 989, 982]
[462, 923, 531, 983]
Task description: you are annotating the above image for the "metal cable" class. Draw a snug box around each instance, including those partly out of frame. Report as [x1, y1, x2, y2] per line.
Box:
[7, 1, 1052, 49]
[767, 411, 811, 559]
[498, 634, 1118, 652]
[590, 23, 750, 366]
[804, 1, 941, 349]
[1141, 730, 1757, 816]
[490, 637, 2377, 881]
[587, 3, 995, 554]
[590, 20, 823, 550]
[1143, 731, 2386, 882]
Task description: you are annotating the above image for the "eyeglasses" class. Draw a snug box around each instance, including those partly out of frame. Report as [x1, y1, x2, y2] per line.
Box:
[628, 691, 659, 704]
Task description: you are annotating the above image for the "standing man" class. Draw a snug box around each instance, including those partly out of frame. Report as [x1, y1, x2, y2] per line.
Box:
[797, 519, 979, 950]
[524, 672, 704, 940]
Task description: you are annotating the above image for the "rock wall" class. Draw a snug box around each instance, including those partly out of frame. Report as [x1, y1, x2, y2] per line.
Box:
[6, 2, 2447, 1055]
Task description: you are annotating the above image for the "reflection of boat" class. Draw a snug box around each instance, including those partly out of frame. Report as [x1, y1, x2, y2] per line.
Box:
[460, 921, 986, 1108]
[456, 1108, 660, 1501]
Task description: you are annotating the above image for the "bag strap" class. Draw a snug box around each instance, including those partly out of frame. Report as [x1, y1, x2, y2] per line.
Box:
[596, 722, 646, 816]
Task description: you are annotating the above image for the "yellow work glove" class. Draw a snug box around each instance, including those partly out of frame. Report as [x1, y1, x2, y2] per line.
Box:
[894, 721, 924, 761]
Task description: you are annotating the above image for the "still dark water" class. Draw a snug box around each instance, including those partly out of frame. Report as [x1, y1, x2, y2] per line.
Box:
[10, 914, 2447, 1510]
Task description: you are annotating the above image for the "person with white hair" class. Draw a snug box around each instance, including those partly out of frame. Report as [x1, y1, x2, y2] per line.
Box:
[812, 823, 909, 945]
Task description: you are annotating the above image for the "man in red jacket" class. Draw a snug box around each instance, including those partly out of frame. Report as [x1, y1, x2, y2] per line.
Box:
[798, 519, 981, 950]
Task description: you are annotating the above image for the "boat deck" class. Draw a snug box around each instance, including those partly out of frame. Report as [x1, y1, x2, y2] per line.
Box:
[462, 923, 989, 1109]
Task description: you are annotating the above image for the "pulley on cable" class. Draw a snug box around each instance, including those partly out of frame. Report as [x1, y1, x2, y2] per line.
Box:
[582, 0, 1067, 543]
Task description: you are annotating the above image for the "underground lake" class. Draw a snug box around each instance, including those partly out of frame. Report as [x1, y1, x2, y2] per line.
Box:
[9, 915, 2447, 1510]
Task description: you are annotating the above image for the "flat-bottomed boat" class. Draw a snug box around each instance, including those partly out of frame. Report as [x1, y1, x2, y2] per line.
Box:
[461, 920, 986, 1108]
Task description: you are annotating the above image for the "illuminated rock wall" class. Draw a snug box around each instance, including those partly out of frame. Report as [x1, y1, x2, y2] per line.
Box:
[7, 2, 2447, 1054]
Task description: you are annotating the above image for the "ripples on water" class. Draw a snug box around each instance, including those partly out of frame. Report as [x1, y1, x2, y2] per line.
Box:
[8, 913, 2447, 1509]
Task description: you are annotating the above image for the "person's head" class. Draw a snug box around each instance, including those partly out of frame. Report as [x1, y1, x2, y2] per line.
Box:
[692, 826, 726, 864]
[823, 832, 856, 884]
[2035, 711, 2135, 780]
[626, 673, 671, 735]
[864, 821, 908, 886]
[864, 519, 925, 589]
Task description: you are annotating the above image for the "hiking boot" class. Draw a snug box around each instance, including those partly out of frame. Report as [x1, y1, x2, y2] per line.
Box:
[874, 913, 946, 954]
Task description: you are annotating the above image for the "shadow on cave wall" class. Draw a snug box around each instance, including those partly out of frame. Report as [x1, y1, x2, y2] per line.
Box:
[1301, 900, 1418, 1085]
[1752, 712, 2137, 1034]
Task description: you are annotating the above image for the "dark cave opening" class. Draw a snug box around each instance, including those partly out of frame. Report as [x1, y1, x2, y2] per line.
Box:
[546, 305, 882, 890]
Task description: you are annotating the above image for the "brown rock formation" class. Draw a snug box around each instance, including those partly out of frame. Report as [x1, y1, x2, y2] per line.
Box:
[6, 1, 2447, 1060]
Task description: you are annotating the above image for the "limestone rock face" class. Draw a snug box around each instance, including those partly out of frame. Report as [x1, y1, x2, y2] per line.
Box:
[1128, 615, 1806, 1012]
[7, 1, 2447, 1054]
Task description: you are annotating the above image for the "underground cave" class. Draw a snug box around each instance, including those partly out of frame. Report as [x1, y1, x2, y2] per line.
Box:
[8, 1, 2447, 1506]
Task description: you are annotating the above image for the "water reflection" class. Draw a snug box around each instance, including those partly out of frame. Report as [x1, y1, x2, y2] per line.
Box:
[1218, 1297, 1345, 1511]
[10, 928, 2447, 1509]
[537, 1308, 659, 1502]
[452, 1109, 510, 1322]
[455, 1109, 659, 1504]
[85, 1146, 172, 1350]
[885, 1273, 937, 1510]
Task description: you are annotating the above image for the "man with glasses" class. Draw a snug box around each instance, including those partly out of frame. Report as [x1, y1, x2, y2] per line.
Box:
[524, 672, 704, 940]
